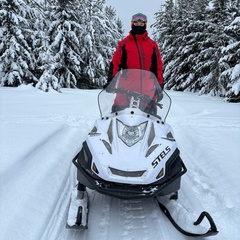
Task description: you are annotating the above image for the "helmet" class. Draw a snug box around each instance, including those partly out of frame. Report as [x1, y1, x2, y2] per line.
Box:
[131, 13, 147, 23]
[131, 13, 147, 28]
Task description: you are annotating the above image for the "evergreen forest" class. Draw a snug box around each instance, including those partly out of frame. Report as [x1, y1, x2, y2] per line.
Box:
[0, 0, 239, 102]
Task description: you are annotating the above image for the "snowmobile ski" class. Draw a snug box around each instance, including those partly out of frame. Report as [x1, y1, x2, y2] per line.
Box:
[66, 185, 89, 230]
[157, 199, 218, 237]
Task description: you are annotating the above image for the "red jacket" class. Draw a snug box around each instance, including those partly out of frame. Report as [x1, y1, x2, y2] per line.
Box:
[108, 31, 164, 88]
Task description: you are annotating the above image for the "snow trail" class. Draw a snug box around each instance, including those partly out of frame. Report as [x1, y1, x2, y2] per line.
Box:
[1, 87, 240, 240]
[168, 92, 240, 240]
[65, 193, 184, 240]
[0, 125, 83, 240]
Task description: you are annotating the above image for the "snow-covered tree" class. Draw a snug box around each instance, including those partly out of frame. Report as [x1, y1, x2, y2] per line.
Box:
[154, 0, 213, 91]
[31, 0, 61, 92]
[220, 16, 240, 102]
[76, 0, 123, 88]
[40, 0, 83, 90]
[152, 0, 240, 101]
[0, 0, 37, 86]
[35, 0, 123, 89]
[0, 0, 128, 91]
[152, 0, 179, 87]
[197, 0, 234, 97]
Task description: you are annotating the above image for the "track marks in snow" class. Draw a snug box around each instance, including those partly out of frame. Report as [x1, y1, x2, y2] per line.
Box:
[0, 114, 96, 128]
[109, 198, 164, 240]
[66, 194, 173, 240]
[0, 125, 65, 181]
[96, 197, 177, 240]
[0, 126, 84, 240]
[39, 175, 72, 240]
[178, 126, 228, 210]
[92, 192, 112, 237]
[169, 115, 240, 130]
[172, 121, 240, 240]
[167, 100, 240, 239]
[115, 199, 150, 239]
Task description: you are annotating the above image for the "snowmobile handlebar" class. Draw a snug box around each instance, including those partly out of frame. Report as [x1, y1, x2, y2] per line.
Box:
[110, 87, 163, 109]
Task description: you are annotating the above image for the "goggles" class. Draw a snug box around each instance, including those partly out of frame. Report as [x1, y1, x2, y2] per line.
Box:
[131, 13, 147, 23]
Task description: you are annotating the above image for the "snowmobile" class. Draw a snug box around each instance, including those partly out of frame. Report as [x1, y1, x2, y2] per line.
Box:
[66, 69, 218, 237]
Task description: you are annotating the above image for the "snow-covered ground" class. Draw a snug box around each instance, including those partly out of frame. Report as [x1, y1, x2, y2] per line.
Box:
[0, 85, 239, 240]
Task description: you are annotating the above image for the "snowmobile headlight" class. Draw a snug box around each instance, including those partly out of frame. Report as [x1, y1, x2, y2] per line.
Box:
[117, 120, 147, 147]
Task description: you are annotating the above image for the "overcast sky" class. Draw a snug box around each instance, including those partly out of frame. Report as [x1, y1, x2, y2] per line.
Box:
[105, 0, 166, 37]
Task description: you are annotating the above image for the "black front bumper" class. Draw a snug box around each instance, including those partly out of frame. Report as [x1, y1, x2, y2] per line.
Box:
[72, 143, 187, 199]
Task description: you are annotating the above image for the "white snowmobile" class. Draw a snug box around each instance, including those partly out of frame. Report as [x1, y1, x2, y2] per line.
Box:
[67, 69, 218, 237]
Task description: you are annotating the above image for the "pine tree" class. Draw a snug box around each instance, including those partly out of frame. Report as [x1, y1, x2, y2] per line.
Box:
[41, 0, 83, 90]
[0, 0, 127, 91]
[154, 0, 200, 91]
[152, 0, 240, 101]
[0, 0, 37, 87]
[152, 0, 178, 88]
[34, 0, 61, 91]
[77, 0, 123, 88]
[220, 2, 240, 102]
[198, 0, 231, 97]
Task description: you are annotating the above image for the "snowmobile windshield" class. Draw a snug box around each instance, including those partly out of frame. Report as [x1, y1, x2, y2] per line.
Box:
[98, 69, 171, 122]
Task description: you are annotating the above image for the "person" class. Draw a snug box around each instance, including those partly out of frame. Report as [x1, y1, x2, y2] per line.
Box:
[105, 12, 164, 113]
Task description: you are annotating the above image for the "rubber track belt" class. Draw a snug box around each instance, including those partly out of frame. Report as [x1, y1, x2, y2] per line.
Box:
[157, 201, 219, 237]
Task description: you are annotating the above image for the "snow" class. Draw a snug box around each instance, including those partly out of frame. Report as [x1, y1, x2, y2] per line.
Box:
[0, 85, 240, 240]
[231, 16, 240, 25]
[231, 77, 240, 95]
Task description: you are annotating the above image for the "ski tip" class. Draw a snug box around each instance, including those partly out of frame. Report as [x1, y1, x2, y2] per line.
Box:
[66, 223, 88, 230]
